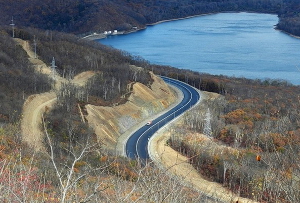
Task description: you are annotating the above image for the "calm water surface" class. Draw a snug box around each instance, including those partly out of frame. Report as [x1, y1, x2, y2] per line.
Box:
[99, 12, 300, 85]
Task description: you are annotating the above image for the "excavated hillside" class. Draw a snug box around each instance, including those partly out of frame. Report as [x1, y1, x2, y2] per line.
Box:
[17, 37, 258, 202]
[86, 72, 176, 152]
[17, 34, 176, 153]
[17, 37, 95, 151]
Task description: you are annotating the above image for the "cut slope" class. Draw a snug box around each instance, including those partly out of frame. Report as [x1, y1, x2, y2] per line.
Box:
[149, 91, 259, 203]
[17, 38, 95, 150]
[86, 73, 176, 151]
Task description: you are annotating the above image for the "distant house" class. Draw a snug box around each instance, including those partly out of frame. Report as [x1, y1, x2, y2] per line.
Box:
[104, 30, 122, 36]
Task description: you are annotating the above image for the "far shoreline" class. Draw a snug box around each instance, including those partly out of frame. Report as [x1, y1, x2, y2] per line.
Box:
[146, 12, 218, 26]
[82, 11, 300, 41]
[81, 12, 219, 41]
[83, 12, 300, 86]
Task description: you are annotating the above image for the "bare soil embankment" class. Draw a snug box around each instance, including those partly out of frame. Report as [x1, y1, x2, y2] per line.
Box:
[86, 72, 176, 152]
[149, 91, 259, 203]
[17, 37, 257, 202]
[17, 36, 174, 153]
[17, 38, 94, 150]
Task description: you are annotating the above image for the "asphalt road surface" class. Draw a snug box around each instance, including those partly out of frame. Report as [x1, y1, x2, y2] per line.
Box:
[126, 76, 200, 161]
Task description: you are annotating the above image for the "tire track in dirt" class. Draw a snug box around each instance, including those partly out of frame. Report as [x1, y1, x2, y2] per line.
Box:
[16, 37, 254, 202]
[16, 38, 94, 151]
[21, 92, 56, 151]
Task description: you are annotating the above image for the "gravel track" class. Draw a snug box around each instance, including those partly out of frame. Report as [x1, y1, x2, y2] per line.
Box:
[16, 38, 94, 151]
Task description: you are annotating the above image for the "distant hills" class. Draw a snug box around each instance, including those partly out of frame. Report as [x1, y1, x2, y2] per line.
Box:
[0, 0, 300, 37]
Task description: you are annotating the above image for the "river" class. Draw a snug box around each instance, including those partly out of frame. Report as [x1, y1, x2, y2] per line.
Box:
[99, 12, 300, 85]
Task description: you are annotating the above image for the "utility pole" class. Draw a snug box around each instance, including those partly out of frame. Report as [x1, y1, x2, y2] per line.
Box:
[33, 35, 37, 59]
[203, 108, 212, 138]
[51, 57, 57, 80]
[10, 16, 15, 38]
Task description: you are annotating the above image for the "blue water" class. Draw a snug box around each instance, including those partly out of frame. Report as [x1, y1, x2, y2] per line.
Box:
[99, 12, 300, 85]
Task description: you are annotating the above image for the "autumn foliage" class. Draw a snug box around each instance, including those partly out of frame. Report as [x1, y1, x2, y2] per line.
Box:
[169, 73, 300, 202]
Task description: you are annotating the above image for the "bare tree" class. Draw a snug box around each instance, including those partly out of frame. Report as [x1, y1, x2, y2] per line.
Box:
[0, 152, 52, 203]
[204, 108, 212, 138]
[42, 114, 108, 203]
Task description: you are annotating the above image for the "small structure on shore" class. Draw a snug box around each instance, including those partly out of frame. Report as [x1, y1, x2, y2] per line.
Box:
[104, 30, 113, 35]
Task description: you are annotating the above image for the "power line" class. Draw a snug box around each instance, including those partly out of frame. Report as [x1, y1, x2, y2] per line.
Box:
[33, 35, 37, 59]
[203, 108, 212, 138]
[51, 57, 57, 80]
[10, 16, 15, 38]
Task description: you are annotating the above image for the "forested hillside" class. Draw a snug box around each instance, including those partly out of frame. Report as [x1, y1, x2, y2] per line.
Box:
[0, 27, 151, 122]
[1, 0, 300, 36]
[277, 0, 300, 36]
[1, 0, 300, 202]
[152, 65, 300, 202]
[0, 27, 217, 202]
[0, 31, 52, 123]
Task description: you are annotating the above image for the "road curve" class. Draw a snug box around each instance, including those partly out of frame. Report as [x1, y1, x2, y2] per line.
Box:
[126, 76, 200, 160]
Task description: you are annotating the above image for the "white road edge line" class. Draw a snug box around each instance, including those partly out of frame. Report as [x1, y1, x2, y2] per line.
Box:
[135, 78, 194, 159]
[148, 78, 202, 163]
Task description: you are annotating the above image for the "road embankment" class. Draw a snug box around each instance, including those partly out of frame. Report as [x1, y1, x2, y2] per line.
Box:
[148, 90, 259, 203]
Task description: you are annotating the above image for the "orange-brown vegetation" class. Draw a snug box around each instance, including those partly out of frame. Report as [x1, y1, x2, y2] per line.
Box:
[167, 74, 300, 202]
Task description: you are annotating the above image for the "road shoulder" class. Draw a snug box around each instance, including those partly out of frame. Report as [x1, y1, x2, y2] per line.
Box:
[148, 91, 259, 203]
[115, 79, 183, 156]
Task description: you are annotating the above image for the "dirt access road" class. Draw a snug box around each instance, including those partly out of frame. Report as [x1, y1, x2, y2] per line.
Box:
[149, 91, 259, 203]
[17, 38, 257, 202]
[16, 38, 94, 151]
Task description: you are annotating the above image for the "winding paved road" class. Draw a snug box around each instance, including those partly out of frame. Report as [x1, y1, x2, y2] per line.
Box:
[126, 76, 200, 160]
